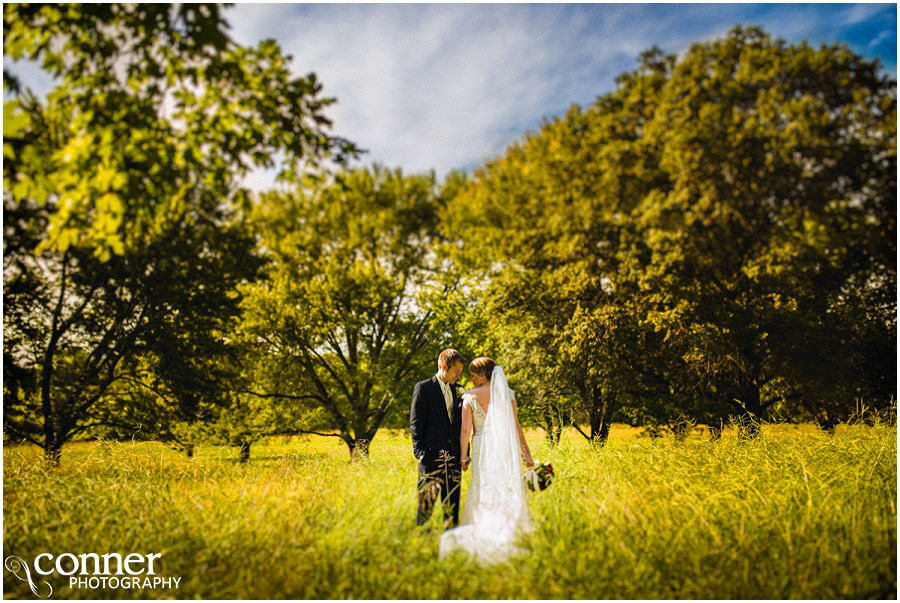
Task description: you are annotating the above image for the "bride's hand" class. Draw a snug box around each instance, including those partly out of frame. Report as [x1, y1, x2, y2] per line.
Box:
[461, 457, 471, 471]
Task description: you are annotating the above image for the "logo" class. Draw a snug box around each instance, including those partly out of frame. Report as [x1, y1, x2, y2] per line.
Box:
[5, 556, 52, 598]
[4, 552, 181, 598]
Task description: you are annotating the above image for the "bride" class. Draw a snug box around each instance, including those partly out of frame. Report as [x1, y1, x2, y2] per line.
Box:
[439, 357, 535, 564]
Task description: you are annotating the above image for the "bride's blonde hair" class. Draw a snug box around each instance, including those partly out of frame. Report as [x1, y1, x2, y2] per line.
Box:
[469, 357, 496, 381]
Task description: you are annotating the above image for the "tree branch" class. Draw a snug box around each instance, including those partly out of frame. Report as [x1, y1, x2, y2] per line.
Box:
[308, 346, 354, 403]
[67, 302, 149, 417]
[367, 390, 394, 432]
[723, 398, 746, 411]
[571, 422, 591, 441]
[64, 419, 136, 441]
[3, 422, 45, 448]
[325, 332, 353, 374]
[237, 389, 322, 402]
[761, 392, 801, 410]
[120, 375, 173, 403]
[296, 353, 350, 435]
[269, 428, 345, 439]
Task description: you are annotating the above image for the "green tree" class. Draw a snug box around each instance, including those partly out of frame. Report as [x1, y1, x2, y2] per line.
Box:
[630, 27, 895, 431]
[240, 166, 452, 457]
[208, 337, 346, 462]
[3, 3, 357, 463]
[446, 26, 896, 436]
[444, 59, 686, 444]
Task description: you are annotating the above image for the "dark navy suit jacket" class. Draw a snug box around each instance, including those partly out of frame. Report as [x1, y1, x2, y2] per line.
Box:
[409, 375, 462, 463]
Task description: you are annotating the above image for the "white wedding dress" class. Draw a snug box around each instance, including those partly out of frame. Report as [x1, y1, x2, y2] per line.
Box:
[438, 366, 533, 564]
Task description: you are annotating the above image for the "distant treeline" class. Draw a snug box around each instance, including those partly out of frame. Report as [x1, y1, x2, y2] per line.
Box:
[4, 5, 895, 463]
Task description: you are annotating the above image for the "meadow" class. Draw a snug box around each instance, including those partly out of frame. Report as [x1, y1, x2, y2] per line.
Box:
[3, 423, 896, 599]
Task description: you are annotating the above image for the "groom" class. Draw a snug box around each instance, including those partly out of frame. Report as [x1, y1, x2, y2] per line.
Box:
[410, 348, 466, 528]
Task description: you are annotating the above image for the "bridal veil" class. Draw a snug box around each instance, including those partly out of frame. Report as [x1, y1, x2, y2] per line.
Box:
[438, 366, 533, 563]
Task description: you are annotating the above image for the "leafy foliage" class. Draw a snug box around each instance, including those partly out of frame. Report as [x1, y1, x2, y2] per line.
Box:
[2, 3, 357, 461]
[238, 166, 455, 456]
[446, 26, 896, 435]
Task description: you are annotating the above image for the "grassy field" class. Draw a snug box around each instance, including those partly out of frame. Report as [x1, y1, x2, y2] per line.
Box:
[3, 423, 896, 599]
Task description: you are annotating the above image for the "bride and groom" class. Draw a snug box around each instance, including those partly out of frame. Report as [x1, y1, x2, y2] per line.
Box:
[409, 349, 535, 564]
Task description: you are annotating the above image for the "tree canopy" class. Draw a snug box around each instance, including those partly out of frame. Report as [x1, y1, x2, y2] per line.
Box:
[445, 26, 896, 438]
[3, 3, 358, 462]
[238, 165, 457, 455]
[4, 15, 895, 462]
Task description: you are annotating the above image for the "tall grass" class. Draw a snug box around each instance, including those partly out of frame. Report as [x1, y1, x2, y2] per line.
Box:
[3, 424, 896, 599]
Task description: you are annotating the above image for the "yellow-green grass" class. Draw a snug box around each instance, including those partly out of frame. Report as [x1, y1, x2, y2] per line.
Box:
[3, 424, 896, 599]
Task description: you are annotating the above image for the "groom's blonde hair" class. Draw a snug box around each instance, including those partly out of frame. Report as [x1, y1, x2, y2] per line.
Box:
[438, 349, 466, 369]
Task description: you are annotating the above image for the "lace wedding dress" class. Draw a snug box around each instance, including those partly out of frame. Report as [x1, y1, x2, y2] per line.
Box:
[438, 366, 533, 564]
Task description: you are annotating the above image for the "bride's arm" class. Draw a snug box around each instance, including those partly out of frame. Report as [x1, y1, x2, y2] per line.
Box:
[459, 403, 473, 471]
[510, 397, 534, 467]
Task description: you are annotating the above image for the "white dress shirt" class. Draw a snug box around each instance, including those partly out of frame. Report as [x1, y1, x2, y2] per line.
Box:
[435, 372, 453, 420]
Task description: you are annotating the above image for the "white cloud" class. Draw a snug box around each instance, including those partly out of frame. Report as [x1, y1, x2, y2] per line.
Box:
[228, 4, 680, 187]
[842, 3, 889, 26]
[868, 29, 894, 50]
[232, 3, 897, 189]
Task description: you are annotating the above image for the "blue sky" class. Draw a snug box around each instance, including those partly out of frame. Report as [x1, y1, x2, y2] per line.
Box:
[224, 2, 896, 188]
[5, 3, 897, 190]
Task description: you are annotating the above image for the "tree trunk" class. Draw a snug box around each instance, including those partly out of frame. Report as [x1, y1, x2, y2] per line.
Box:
[816, 411, 838, 434]
[45, 441, 62, 467]
[708, 420, 723, 441]
[670, 415, 694, 442]
[41, 253, 67, 468]
[543, 409, 562, 446]
[598, 398, 615, 443]
[351, 437, 370, 459]
[736, 381, 763, 440]
[41, 363, 60, 466]
[238, 440, 251, 463]
[344, 432, 372, 459]
[670, 422, 688, 442]
[589, 388, 617, 446]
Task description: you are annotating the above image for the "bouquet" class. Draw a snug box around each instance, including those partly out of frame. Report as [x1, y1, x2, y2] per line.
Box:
[523, 461, 554, 492]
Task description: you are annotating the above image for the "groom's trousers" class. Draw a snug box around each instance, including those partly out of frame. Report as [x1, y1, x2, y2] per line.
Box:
[416, 452, 460, 527]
